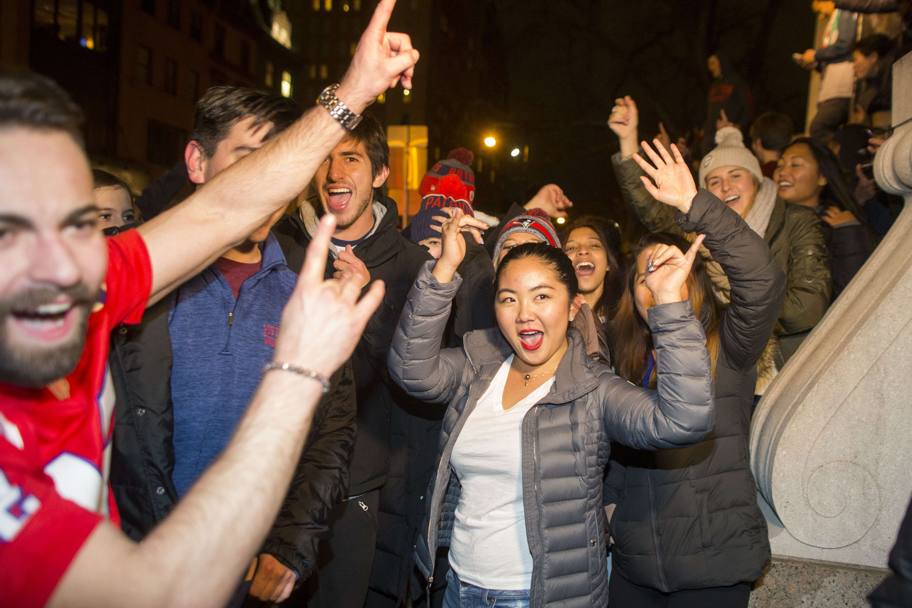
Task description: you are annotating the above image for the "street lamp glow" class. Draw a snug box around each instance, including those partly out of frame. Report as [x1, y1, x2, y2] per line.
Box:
[555, 216, 567, 225]
[510, 147, 520, 158]
[483, 135, 497, 148]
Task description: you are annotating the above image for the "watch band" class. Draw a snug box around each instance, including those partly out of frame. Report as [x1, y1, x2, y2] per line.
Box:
[317, 83, 362, 131]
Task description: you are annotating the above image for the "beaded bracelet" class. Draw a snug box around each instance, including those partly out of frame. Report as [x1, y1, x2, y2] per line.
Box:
[263, 361, 331, 393]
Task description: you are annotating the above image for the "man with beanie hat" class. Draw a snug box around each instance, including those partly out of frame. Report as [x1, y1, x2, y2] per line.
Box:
[492, 211, 562, 267]
[420, 147, 476, 201]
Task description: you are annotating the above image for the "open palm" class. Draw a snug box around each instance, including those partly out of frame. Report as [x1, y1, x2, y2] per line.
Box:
[633, 139, 697, 214]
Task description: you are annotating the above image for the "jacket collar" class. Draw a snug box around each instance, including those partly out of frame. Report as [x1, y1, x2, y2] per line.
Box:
[295, 195, 407, 269]
[462, 327, 601, 406]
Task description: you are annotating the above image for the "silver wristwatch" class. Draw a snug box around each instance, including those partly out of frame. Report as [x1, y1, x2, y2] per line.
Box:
[317, 84, 362, 131]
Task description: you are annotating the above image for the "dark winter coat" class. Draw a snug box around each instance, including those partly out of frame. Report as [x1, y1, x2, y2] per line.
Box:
[605, 191, 785, 592]
[388, 262, 716, 608]
[274, 196, 441, 605]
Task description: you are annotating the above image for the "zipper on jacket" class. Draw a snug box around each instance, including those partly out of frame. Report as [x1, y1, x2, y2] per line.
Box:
[647, 476, 669, 591]
[227, 310, 234, 327]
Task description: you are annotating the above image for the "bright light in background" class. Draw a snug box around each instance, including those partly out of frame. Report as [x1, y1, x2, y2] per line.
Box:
[403, 88, 410, 96]
[555, 217, 567, 225]
[510, 147, 520, 158]
[483, 135, 497, 148]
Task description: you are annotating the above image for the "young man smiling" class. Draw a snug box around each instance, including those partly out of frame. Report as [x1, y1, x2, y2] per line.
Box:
[275, 114, 437, 607]
[0, 0, 419, 605]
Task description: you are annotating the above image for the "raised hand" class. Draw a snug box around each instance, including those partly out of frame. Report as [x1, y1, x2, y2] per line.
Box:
[523, 183, 573, 218]
[274, 214, 384, 378]
[644, 235, 705, 305]
[333, 244, 371, 289]
[608, 96, 639, 159]
[337, 0, 420, 113]
[633, 139, 698, 214]
[715, 108, 735, 132]
[431, 207, 489, 283]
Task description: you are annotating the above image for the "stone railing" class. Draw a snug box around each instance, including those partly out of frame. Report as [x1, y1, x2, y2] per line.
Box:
[750, 52, 912, 569]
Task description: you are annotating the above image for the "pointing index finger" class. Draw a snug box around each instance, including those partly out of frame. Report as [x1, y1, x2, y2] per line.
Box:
[301, 214, 336, 287]
[366, 0, 396, 36]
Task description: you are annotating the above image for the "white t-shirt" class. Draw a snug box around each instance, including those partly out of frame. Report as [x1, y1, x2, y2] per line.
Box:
[448, 355, 555, 590]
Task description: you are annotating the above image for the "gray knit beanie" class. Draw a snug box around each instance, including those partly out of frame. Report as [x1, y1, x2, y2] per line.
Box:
[698, 126, 763, 186]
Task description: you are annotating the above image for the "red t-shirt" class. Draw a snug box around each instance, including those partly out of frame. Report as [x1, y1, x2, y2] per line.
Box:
[0, 230, 152, 608]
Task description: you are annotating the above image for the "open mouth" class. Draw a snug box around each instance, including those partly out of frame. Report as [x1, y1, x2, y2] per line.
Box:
[777, 180, 794, 189]
[9, 301, 80, 342]
[325, 185, 353, 212]
[518, 329, 544, 351]
[575, 261, 595, 277]
[723, 194, 740, 206]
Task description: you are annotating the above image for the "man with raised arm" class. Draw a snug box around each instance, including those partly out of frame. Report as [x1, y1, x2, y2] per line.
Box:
[0, 1, 418, 606]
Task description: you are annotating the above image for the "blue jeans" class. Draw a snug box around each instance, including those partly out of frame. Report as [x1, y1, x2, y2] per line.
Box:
[443, 569, 530, 608]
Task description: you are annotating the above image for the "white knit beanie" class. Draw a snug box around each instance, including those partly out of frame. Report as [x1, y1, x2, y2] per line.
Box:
[698, 126, 763, 186]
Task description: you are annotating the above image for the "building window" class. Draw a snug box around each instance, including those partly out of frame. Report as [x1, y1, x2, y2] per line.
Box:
[280, 71, 292, 98]
[319, 64, 328, 80]
[353, 0, 361, 10]
[141, 0, 156, 16]
[147, 119, 187, 167]
[308, 65, 317, 79]
[136, 46, 153, 85]
[312, 0, 320, 10]
[189, 69, 201, 100]
[240, 40, 251, 73]
[190, 10, 203, 41]
[270, 10, 292, 49]
[80, 2, 110, 52]
[54, 0, 78, 43]
[167, 0, 180, 29]
[324, 0, 332, 11]
[265, 62, 274, 88]
[164, 57, 178, 95]
[214, 23, 226, 58]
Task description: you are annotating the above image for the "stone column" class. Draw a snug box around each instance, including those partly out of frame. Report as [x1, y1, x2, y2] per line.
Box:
[750, 52, 912, 570]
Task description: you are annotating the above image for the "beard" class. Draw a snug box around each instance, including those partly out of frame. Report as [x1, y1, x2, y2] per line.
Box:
[0, 284, 96, 388]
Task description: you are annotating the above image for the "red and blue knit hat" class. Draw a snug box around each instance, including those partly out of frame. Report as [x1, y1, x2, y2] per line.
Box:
[492, 210, 561, 265]
[419, 148, 476, 202]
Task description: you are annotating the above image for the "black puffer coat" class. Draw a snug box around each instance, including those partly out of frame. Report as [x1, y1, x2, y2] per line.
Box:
[388, 262, 716, 608]
[605, 192, 785, 592]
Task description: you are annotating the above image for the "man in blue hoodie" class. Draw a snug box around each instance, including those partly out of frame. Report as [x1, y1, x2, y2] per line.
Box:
[109, 86, 356, 606]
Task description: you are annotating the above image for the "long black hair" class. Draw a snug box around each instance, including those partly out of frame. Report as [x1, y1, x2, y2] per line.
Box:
[561, 215, 625, 322]
[786, 137, 865, 220]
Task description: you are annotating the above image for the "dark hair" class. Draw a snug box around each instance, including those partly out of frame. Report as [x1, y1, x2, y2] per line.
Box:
[346, 112, 389, 179]
[0, 69, 84, 145]
[750, 112, 795, 153]
[785, 137, 864, 218]
[191, 85, 302, 156]
[611, 232, 721, 386]
[854, 33, 894, 58]
[92, 168, 131, 194]
[561, 215, 625, 322]
[495, 242, 578, 300]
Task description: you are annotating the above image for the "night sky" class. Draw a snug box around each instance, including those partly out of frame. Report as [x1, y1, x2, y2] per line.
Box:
[421, 0, 815, 239]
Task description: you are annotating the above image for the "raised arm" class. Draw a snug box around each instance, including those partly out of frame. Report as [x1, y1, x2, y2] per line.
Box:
[609, 96, 681, 234]
[389, 209, 487, 403]
[637, 140, 786, 370]
[50, 209, 383, 605]
[139, 0, 419, 306]
[602, 299, 714, 450]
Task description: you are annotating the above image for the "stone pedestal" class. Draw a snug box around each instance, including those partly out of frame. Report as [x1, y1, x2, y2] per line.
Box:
[749, 51, 912, 574]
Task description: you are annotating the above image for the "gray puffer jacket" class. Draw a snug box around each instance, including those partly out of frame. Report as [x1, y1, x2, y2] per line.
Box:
[388, 262, 715, 607]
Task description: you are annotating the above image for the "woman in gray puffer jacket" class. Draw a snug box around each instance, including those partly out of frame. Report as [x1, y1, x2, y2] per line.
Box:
[606, 141, 786, 607]
[388, 188, 715, 606]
